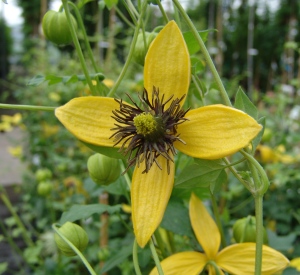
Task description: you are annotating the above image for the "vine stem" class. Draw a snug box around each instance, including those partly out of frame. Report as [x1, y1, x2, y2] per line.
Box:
[62, 0, 97, 95]
[52, 224, 97, 275]
[133, 239, 142, 275]
[107, 0, 148, 97]
[0, 103, 55, 112]
[150, 237, 164, 275]
[172, 0, 232, 107]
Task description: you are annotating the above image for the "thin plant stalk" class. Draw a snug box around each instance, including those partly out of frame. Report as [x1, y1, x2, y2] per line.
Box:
[150, 237, 164, 275]
[133, 239, 142, 275]
[172, 0, 231, 107]
[0, 103, 55, 112]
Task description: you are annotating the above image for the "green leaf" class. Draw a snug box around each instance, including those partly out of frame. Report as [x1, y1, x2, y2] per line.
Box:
[77, 0, 94, 9]
[252, 116, 265, 152]
[175, 159, 226, 189]
[234, 87, 258, 120]
[190, 57, 205, 74]
[161, 198, 193, 237]
[267, 230, 296, 252]
[27, 73, 105, 86]
[101, 244, 132, 273]
[23, 241, 43, 264]
[104, 0, 118, 9]
[0, 263, 8, 275]
[210, 169, 227, 194]
[183, 30, 214, 55]
[60, 204, 121, 224]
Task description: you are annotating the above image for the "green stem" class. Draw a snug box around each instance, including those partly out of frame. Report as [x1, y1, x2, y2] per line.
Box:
[154, 230, 167, 258]
[156, 0, 169, 23]
[191, 74, 205, 105]
[62, 0, 97, 95]
[172, 0, 232, 106]
[150, 237, 164, 275]
[52, 224, 97, 275]
[67, 2, 99, 74]
[107, 0, 148, 97]
[223, 157, 252, 192]
[116, 6, 135, 28]
[210, 193, 226, 248]
[254, 195, 264, 275]
[0, 103, 55, 112]
[0, 190, 34, 247]
[133, 239, 142, 275]
[121, 0, 138, 26]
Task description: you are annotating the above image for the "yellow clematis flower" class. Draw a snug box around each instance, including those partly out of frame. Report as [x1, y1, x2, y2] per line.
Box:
[150, 193, 289, 275]
[55, 21, 262, 247]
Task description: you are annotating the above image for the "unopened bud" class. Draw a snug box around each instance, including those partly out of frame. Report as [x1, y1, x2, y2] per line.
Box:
[37, 181, 53, 196]
[87, 153, 121, 186]
[233, 216, 268, 244]
[133, 31, 157, 66]
[54, 222, 89, 257]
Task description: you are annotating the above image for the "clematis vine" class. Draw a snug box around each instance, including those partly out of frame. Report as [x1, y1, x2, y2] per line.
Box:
[150, 193, 289, 275]
[55, 21, 262, 248]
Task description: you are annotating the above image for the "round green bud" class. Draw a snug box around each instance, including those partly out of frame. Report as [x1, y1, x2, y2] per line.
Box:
[35, 168, 53, 182]
[37, 181, 53, 196]
[54, 222, 89, 257]
[98, 247, 110, 261]
[42, 10, 77, 45]
[133, 31, 157, 66]
[87, 153, 121, 186]
[233, 216, 268, 244]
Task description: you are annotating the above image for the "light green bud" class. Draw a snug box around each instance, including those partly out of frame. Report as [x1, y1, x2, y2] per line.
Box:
[54, 222, 89, 257]
[37, 181, 53, 196]
[87, 153, 121, 186]
[233, 216, 268, 244]
[133, 31, 157, 66]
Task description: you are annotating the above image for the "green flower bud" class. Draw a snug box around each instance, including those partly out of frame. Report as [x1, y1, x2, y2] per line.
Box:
[37, 181, 53, 196]
[133, 31, 157, 66]
[98, 247, 110, 261]
[87, 153, 121, 186]
[54, 222, 89, 257]
[35, 168, 53, 182]
[233, 216, 268, 244]
[42, 10, 77, 45]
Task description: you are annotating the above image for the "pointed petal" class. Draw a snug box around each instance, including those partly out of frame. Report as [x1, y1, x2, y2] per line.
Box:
[190, 193, 220, 259]
[217, 243, 289, 275]
[150, 252, 207, 275]
[144, 21, 190, 106]
[132, 156, 175, 248]
[55, 97, 119, 147]
[175, 105, 262, 159]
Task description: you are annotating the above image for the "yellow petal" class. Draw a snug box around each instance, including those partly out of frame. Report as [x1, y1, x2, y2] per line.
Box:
[131, 156, 175, 248]
[290, 257, 300, 271]
[150, 252, 207, 275]
[190, 193, 220, 259]
[217, 243, 289, 275]
[144, 20, 190, 106]
[175, 105, 262, 159]
[55, 97, 119, 147]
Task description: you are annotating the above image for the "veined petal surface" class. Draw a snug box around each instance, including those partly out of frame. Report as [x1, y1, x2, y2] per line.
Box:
[131, 156, 175, 248]
[150, 252, 207, 275]
[55, 97, 119, 147]
[144, 21, 190, 107]
[190, 193, 220, 259]
[216, 243, 289, 275]
[175, 105, 262, 159]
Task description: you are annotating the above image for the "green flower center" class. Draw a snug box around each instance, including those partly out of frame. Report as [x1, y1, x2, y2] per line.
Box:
[133, 112, 164, 141]
[110, 88, 188, 174]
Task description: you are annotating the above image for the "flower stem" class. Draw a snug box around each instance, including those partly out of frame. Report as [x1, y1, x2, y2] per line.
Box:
[62, 0, 97, 95]
[52, 224, 97, 275]
[156, 0, 169, 23]
[172, 0, 232, 107]
[133, 239, 142, 275]
[150, 237, 164, 275]
[0, 103, 55, 112]
[107, 0, 148, 97]
[67, 2, 99, 74]
[254, 195, 264, 275]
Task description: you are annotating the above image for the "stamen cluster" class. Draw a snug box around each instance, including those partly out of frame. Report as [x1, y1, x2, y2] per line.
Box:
[110, 87, 189, 174]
